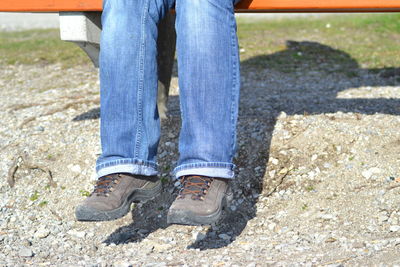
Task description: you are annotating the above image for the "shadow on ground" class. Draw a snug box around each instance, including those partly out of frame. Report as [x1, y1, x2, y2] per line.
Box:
[75, 40, 399, 250]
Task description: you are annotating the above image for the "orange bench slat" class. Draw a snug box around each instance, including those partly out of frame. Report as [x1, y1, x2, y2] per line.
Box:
[1, 0, 400, 12]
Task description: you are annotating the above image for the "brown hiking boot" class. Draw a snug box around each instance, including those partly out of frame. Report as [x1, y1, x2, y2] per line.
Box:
[167, 175, 232, 225]
[75, 173, 161, 221]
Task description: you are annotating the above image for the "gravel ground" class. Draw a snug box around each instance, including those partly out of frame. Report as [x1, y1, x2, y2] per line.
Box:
[1, 41, 400, 265]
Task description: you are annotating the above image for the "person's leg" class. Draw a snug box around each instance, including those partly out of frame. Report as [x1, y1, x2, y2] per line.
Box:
[168, 0, 241, 225]
[173, 0, 241, 178]
[96, 0, 175, 178]
[76, 0, 175, 221]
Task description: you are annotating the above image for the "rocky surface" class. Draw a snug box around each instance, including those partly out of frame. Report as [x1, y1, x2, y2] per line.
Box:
[0, 56, 400, 266]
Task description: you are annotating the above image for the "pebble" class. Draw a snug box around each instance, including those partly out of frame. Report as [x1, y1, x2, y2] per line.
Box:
[362, 167, 381, 179]
[18, 247, 33, 257]
[68, 164, 82, 174]
[269, 170, 276, 178]
[35, 126, 45, 132]
[114, 260, 131, 267]
[192, 232, 206, 242]
[389, 225, 400, 232]
[218, 234, 231, 240]
[270, 157, 279, 165]
[34, 228, 50, 239]
[353, 242, 365, 249]
[318, 214, 336, 220]
[67, 230, 86, 239]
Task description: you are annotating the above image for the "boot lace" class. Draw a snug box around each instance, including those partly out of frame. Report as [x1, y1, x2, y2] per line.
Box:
[178, 175, 213, 200]
[91, 174, 122, 196]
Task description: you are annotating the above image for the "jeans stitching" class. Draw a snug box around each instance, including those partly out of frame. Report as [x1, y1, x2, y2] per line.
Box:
[229, 12, 239, 162]
[135, 0, 150, 157]
[174, 162, 235, 171]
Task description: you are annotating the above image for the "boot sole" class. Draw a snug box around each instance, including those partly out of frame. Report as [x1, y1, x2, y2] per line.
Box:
[75, 180, 162, 222]
[167, 195, 229, 226]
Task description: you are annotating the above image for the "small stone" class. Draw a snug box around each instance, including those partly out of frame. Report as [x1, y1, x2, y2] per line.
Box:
[279, 168, 288, 175]
[323, 163, 332, 169]
[319, 214, 336, 220]
[268, 222, 277, 231]
[21, 239, 31, 247]
[270, 157, 279, 165]
[35, 126, 45, 132]
[68, 164, 82, 174]
[34, 228, 50, 239]
[39, 250, 50, 258]
[374, 244, 382, 251]
[114, 261, 131, 267]
[311, 154, 318, 161]
[325, 237, 337, 243]
[192, 232, 206, 242]
[159, 151, 168, 158]
[378, 215, 389, 224]
[218, 234, 231, 240]
[269, 170, 276, 178]
[165, 141, 175, 148]
[19, 247, 33, 257]
[362, 167, 381, 179]
[67, 229, 86, 238]
[137, 229, 149, 235]
[389, 225, 400, 232]
[353, 241, 365, 248]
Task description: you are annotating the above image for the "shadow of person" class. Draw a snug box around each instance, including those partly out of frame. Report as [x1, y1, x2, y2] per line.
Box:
[75, 40, 399, 250]
[239, 40, 399, 119]
[103, 185, 176, 245]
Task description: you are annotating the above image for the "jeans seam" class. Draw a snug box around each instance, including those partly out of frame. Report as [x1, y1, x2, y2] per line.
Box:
[174, 163, 235, 172]
[229, 13, 238, 162]
[135, 0, 150, 157]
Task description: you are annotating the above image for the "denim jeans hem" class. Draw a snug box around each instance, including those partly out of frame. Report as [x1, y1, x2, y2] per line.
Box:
[96, 159, 158, 178]
[173, 162, 235, 179]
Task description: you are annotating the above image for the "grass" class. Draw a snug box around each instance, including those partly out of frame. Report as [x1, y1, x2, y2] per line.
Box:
[29, 190, 40, 201]
[236, 13, 400, 74]
[0, 29, 90, 67]
[79, 189, 91, 197]
[38, 200, 48, 207]
[0, 14, 399, 72]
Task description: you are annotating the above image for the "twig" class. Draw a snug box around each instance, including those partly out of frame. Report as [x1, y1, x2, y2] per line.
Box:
[7, 156, 22, 187]
[265, 168, 290, 197]
[7, 153, 56, 188]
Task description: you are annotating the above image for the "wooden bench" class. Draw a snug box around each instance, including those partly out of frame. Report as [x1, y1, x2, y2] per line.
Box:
[2, 0, 400, 12]
[2, 0, 400, 118]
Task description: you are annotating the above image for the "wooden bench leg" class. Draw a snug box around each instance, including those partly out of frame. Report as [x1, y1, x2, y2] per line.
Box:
[59, 11, 176, 119]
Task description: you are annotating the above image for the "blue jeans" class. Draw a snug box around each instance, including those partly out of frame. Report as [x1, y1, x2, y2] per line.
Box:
[96, 0, 241, 179]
